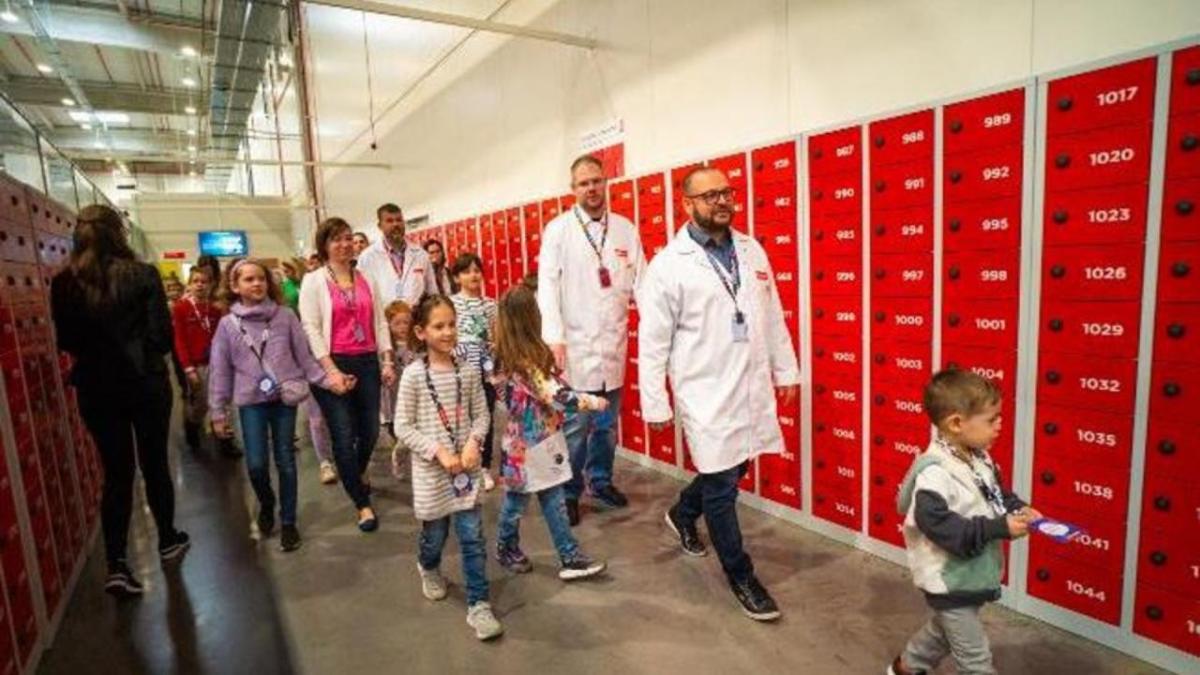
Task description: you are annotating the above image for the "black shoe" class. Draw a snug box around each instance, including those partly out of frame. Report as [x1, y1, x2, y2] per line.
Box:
[218, 438, 242, 458]
[592, 485, 629, 508]
[558, 555, 606, 581]
[104, 560, 144, 598]
[257, 509, 275, 537]
[183, 422, 201, 450]
[158, 531, 191, 565]
[280, 525, 302, 552]
[731, 576, 780, 621]
[566, 498, 580, 527]
[665, 506, 707, 557]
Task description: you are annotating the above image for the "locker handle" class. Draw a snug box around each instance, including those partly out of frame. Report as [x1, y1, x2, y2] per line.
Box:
[813, 189, 824, 200]
[815, 459, 826, 469]
[1045, 370, 1061, 384]
[1145, 605, 1164, 621]
[944, 360, 960, 370]
[814, 271, 825, 280]
[1048, 318, 1064, 332]
[1057, 96, 1073, 111]
[873, 435, 885, 446]
[1178, 200, 1194, 215]
[1043, 422, 1058, 435]
[949, 120, 963, 133]
[873, 394, 885, 406]
[814, 347, 825, 357]
[814, 308, 825, 318]
[873, 136, 885, 148]
[1050, 264, 1067, 278]
[874, 180, 886, 193]
[874, 268, 886, 280]
[1167, 323, 1186, 339]
[872, 513, 884, 525]
[948, 218, 961, 232]
[875, 225, 886, 236]
[946, 314, 961, 327]
[872, 475, 884, 486]
[1182, 134, 1198, 152]
[1158, 439, 1176, 455]
[812, 148, 824, 159]
[948, 170, 962, 184]
[874, 353, 886, 364]
[1149, 551, 1167, 566]
[1154, 495, 1171, 511]
[815, 384, 826, 394]
[874, 311, 886, 322]
[947, 266, 960, 280]
[814, 423, 826, 432]
[1171, 261, 1191, 278]
[1163, 382, 1181, 397]
[1054, 153, 1071, 168]
[1036, 567, 1051, 581]
[1052, 209, 1069, 224]
[1188, 68, 1200, 86]
[1041, 471, 1055, 485]
[813, 229, 825, 240]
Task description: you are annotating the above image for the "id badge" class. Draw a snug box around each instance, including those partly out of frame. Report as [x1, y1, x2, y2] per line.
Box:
[1030, 518, 1084, 543]
[598, 267, 612, 289]
[732, 312, 749, 343]
[395, 281, 405, 299]
[451, 472, 473, 498]
[258, 375, 279, 395]
[353, 323, 367, 343]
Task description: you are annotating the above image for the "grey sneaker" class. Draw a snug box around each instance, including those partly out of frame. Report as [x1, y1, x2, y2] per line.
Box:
[558, 554, 607, 581]
[417, 563, 448, 601]
[466, 602, 504, 641]
[495, 546, 533, 574]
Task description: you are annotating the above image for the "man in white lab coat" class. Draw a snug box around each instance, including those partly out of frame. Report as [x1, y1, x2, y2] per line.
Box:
[638, 167, 800, 621]
[538, 155, 647, 526]
[355, 203, 438, 308]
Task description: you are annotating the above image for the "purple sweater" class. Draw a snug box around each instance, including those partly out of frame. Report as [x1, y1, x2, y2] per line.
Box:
[207, 300, 328, 421]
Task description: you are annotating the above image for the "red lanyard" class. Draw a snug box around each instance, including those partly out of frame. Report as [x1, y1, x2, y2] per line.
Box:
[386, 242, 408, 282]
[188, 297, 213, 335]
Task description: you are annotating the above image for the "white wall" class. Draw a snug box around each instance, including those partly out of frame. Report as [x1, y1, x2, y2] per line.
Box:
[310, 0, 1200, 228]
[128, 193, 298, 262]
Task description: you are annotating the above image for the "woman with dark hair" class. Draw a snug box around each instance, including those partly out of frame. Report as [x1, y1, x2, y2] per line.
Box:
[50, 204, 190, 598]
[299, 217, 396, 531]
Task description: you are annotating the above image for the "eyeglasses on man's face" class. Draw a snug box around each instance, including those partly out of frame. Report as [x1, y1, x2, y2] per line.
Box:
[685, 187, 737, 205]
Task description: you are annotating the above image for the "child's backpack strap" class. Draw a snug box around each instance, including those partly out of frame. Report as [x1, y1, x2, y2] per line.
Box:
[896, 454, 944, 515]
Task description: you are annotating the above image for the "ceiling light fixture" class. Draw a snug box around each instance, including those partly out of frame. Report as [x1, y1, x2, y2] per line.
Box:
[187, 145, 197, 152]
[181, 45, 197, 58]
[186, 129, 196, 136]
[1, 11, 17, 24]
[182, 76, 196, 88]
[61, 97, 75, 107]
[80, 123, 91, 130]
[184, 105, 196, 115]
[36, 63, 52, 74]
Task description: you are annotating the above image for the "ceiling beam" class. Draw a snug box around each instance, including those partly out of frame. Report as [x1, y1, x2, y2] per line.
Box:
[304, 0, 598, 49]
[2, 74, 215, 114]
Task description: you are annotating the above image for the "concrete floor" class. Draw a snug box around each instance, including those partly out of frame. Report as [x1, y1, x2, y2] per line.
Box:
[37, 414, 1169, 674]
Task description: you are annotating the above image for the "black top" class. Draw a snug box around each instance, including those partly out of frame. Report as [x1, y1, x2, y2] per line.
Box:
[50, 261, 174, 388]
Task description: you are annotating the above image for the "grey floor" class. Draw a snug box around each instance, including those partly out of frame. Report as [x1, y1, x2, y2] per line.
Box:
[37, 411, 1168, 674]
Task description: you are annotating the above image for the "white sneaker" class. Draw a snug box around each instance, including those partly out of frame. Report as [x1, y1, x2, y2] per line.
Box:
[319, 462, 337, 485]
[466, 602, 504, 641]
[418, 563, 448, 601]
[483, 471, 496, 492]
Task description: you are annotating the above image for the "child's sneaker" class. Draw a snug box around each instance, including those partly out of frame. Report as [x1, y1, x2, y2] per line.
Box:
[104, 560, 144, 598]
[418, 563, 448, 601]
[886, 655, 926, 675]
[466, 602, 504, 641]
[280, 525, 302, 552]
[495, 546, 533, 574]
[158, 531, 191, 565]
[558, 554, 606, 581]
[319, 461, 337, 485]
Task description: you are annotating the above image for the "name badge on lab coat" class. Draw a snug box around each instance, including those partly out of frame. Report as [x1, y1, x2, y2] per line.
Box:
[732, 311, 748, 342]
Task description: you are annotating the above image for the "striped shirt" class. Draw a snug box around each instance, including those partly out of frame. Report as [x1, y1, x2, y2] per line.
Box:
[396, 357, 490, 521]
[451, 293, 497, 374]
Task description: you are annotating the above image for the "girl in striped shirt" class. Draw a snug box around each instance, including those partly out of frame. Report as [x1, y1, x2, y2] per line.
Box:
[395, 295, 502, 641]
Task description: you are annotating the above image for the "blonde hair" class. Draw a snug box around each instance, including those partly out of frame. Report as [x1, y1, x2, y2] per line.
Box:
[923, 369, 1002, 427]
[494, 286, 556, 382]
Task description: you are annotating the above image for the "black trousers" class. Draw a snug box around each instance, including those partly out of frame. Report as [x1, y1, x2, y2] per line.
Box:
[77, 372, 177, 565]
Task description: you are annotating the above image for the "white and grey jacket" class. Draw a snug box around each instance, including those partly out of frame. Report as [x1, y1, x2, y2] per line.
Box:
[896, 436, 1027, 609]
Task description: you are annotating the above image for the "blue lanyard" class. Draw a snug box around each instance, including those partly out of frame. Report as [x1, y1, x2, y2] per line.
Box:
[703, 243, 741, 307]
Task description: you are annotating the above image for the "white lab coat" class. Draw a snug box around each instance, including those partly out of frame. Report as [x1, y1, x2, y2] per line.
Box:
[537, 206, 646, 391]
[637, 227, 800, 474]
[355, 239, 437, 308]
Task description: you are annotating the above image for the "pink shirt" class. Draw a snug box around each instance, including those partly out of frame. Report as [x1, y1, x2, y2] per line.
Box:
[327, 272, 377, 355]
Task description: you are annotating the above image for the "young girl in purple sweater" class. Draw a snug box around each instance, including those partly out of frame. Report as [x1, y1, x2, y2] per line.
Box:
[209, 259, 342, 551]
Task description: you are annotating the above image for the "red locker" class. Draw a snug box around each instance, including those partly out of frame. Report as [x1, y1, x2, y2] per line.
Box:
[609, 180, 635, 221]
[1045, 57, 1157, 136]
[869, 109, 934, 167]
[944, 144, 1024, 203]
[750, 141, 796, 187]
[1040, 243, 1145, 302]
[943, 248, 1020, 300]
[1028, 541, 1123, 625]
[870, 158, 934, 211]
[944, 88, 1026, 154]
[1039, 300, 1141, 358]
[808, 126, 861, 176]
[870, 206, 933, 254]
[1036, 353, 1138, 414]
[1162, 177, 1200, 242]
[810, 215, 862, 258]
[942, 297, 1019, 349]
[1044, 122, 1153, 193]
[944, 197, 1022, 252]
[1134, 582, 1200, 657]
[1033, 403, 1134, 466]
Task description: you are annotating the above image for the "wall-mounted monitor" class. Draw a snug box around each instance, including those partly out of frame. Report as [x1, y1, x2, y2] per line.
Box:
[197, 230, 248, 257]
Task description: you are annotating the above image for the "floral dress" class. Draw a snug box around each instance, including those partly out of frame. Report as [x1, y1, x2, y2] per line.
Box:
[498, 370, 601, 493]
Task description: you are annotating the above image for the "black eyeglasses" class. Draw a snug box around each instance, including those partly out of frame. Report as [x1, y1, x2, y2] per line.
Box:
[685, 188, 737, 205]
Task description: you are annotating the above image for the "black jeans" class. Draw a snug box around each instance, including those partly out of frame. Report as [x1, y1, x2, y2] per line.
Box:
[675, 461, 754, 584]
[77, 372, 177, 566]
[312, 353, 381, 509]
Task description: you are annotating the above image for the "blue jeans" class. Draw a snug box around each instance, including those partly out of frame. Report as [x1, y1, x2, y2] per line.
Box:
[238, 402, 299, 525]
[419, 507, 489, 605]
[563, 387, 622, 499]
[312, 353, 381, 509]
[676, 461, 754, 584]
[496, 485, 579, 563]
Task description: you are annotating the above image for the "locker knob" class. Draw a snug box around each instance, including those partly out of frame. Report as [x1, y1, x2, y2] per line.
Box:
[1052, 209, 1069, 224]
[874, 435, 885, 446]
[949, 170, 962, 184]
[874, 394, 886, 406]
[815, 495, 825, 504]
[814, 189, 824, 200]
[1145, 605, 1164, 621]
[814, 270, 825, 280]
[949, 120, 963, 133]
[816, 459, 826, 469]
[873, 475, 884, 486]
[1057, 97, 1073, 111]
[1045, 370, 1061, 384]
[947, 314, 960, 327]
[1177, 199, 1195, 215]
[875, 225, 886, 236]
[1048, 318, 1063, 332]
[1189, 68, 1200, 86]
[1171, 261, 1191, 277]
[874, 353, 886, 364]
[874, 268, 886, 280]
[874, 180, 886, 193]
[815, 347, 825, 357]
[1182, 134, 1199, 152]
[815, 423, 826, 432]
[1040, 471, 1055, 485]
[813, 148, 824, 159]
[947, 266, 960, 280]
[1167, 323, 1186, 339]
[1149, 551, 1168, 566]
[816, 384, 826, 394]
[1054, 153, 1071, 168]
[1050, 264, 1066, 278]
[873, 514, 884, 525]
[754, 162, 764, 172]
[1043, 422, 1058, 435]
[814, 308, 825, 318]
[1163, 382, 1181, 397]
[1158, 439, 1176, 455]
[1154, 495, 1171, 511]
[814, 229, 825, 240]
[948, 218, 961, 232]
[873, 136, 885, 148]
[945, 360, 960, 370]
[874, 311, 886, 322]
[1036, 568, 1051, 581]
[755, 198, 765, 207]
